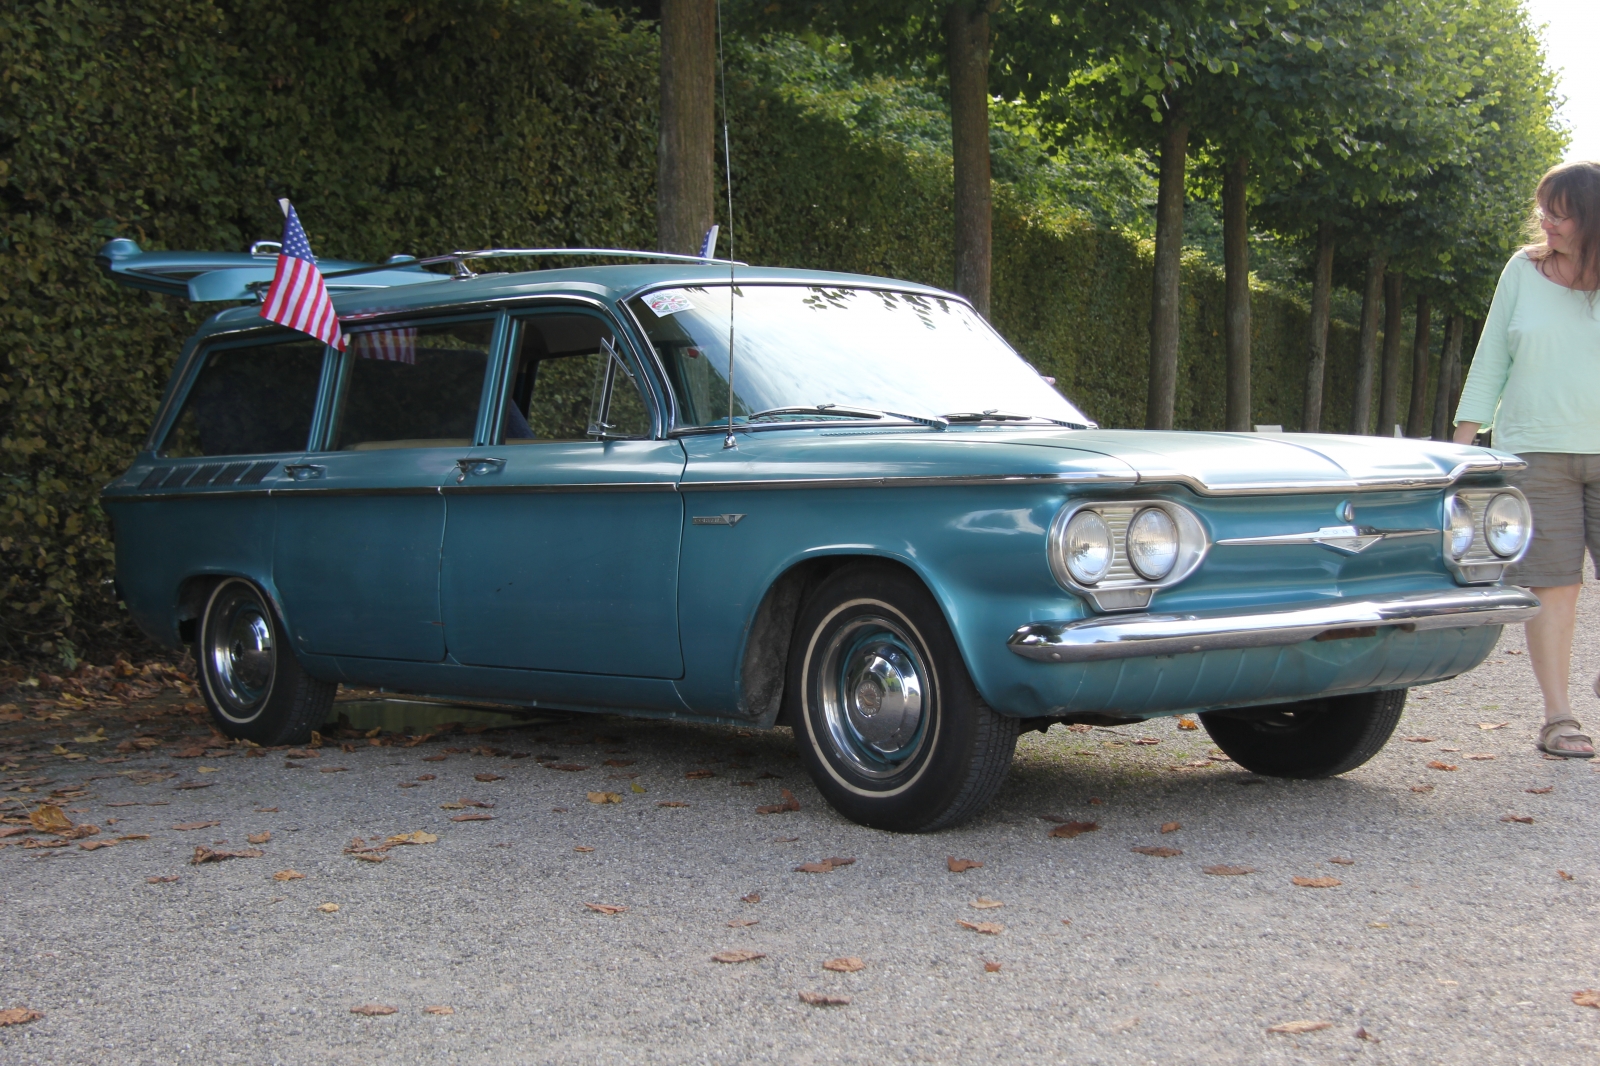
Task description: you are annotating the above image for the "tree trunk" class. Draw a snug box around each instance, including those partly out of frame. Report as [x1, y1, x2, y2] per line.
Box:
[1146, 111, 1188, 430]
[947, 2, 995, 317]
[1455, 317, 1482, 431]
[1406, 293, 1432, 438]
[1376, 269, 1403, 436]
[1349, 252, 1386, 434]
[1432, 313, 1463, 440]
[1222, 155, 1251, 432]
[1302, 221, 1334, 432]
[657, 0, 716, 255]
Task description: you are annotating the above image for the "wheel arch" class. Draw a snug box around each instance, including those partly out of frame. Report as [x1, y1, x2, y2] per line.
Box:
[174, 571, 293, 649]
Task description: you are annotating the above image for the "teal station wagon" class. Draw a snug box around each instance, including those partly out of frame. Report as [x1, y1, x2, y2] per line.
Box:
[98, 238, 1538, 831]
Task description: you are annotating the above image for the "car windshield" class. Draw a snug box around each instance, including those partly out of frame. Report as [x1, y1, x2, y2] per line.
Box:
[627, 284, 1092, 429]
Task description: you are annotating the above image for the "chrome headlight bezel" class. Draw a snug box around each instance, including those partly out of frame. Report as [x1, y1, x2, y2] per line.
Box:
[1483, 492, 1531, 558]
[1443, 487, 1532, 584]
[1048, 499, 1209, 611]
[1061, 509, 1113, 586]
[1126, 506, 1180, 580]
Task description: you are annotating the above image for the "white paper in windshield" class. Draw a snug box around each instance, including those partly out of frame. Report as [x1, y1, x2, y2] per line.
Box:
[644, 289, 694, 316]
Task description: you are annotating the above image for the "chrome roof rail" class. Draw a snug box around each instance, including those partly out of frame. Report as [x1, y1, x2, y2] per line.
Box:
[320, 247, 746, 282]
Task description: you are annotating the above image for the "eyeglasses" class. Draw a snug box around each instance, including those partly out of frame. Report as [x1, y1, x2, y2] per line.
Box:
[1536, 205, 1570, 225]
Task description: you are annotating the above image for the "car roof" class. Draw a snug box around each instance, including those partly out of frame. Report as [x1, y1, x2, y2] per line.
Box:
[198, 263, 961, 338]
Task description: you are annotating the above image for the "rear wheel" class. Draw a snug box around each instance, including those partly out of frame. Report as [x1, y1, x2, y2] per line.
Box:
[1200, 689, 1406, 779]
[195, 578, 334, 746]
[787, 563, 1018, 832]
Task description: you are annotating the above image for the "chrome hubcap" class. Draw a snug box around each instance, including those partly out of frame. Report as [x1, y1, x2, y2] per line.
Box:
[207, 586, 275, 720]
[818, 615, 930, 778]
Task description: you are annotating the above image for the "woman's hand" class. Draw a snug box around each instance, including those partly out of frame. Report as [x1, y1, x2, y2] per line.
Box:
[1452, 421, 1482, 445]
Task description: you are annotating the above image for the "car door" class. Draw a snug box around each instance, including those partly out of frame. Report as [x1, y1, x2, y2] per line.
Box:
[439, 309, 686, 678]
[273, 316, 500, 662]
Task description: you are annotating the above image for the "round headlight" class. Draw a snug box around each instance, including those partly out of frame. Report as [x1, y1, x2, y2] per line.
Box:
[1063, 509, 1113, 585]
[1445, 495, 1475, 560]
[1126, 507, 1179, 580]
[1483, 493, 1529, 558]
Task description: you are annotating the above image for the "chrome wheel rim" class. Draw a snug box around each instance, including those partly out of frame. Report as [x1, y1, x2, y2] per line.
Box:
[816, 614, 931, 779]
[205, 585, 275, 722]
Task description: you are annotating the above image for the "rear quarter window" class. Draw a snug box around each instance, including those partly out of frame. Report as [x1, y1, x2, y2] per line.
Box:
[160, 337, 325, 457]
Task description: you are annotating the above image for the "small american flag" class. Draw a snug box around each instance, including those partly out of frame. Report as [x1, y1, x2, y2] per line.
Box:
[260, 199, 344, 350]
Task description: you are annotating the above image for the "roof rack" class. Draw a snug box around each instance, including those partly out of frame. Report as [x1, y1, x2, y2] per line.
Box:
[322, 247, 745, 281]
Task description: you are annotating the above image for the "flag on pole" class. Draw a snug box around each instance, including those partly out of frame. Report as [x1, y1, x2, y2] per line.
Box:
[261, 199, 344, 350]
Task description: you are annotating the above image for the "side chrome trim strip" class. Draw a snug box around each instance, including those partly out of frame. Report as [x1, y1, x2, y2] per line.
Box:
[680, 472, 1136, 492]
[1131, 456, 1521, 497]
[1007, 586, 1541, 663]
[440, 482, 677, 495]
[1216, 526, 1437, 554]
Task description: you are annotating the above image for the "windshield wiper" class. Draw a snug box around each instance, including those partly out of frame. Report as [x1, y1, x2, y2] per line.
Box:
[744, 404, 886, 422]
[941, 409, 1092, 429]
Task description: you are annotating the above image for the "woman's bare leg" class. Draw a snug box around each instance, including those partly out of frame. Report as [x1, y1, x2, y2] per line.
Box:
[1526, 583, 1591, 753]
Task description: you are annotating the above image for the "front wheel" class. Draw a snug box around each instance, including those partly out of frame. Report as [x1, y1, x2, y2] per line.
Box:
[1200, 689, 1406, 779]
[195, 578, 335, 746]
[787, 563, 1018, 832]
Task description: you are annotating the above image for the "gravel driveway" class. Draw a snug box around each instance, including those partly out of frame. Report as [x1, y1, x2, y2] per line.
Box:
[4, 582, 1600, 1065]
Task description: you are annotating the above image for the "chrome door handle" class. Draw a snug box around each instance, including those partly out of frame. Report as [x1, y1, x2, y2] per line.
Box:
[455, 457, 506, 482]
[284, 464, 325, 481]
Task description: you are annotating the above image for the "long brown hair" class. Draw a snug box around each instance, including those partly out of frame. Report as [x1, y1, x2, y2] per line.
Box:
[1524, 160, 1600, 291]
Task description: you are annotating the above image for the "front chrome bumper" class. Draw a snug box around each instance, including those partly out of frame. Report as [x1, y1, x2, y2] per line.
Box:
[1007, 586, 1540, 663]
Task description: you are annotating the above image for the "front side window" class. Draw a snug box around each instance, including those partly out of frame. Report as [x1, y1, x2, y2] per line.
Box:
[498, 313, 651, 443]
[331, 320, 494, 451]
[628, 285, 1091, 429]
[160, 336, 325, 457]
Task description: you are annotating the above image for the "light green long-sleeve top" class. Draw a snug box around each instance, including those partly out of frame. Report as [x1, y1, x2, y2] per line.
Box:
[1455, 251, 1600, 454]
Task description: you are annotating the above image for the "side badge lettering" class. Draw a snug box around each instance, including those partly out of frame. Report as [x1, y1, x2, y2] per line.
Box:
[692, 513, 747, 527]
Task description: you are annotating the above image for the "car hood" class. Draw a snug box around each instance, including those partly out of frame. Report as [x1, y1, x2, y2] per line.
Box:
[998, 429, 1522, 495]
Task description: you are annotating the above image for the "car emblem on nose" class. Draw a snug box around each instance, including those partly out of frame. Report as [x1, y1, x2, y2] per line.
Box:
[692, 513, 747, 526]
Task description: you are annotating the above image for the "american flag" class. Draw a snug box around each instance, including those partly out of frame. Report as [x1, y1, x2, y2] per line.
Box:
[260, 200, 345, 350]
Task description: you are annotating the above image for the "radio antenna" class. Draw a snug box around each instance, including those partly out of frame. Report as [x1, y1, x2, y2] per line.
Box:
[717, 0, 738, 449]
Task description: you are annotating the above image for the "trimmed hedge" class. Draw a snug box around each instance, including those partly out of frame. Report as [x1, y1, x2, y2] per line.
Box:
[2, 2, 1395, 661]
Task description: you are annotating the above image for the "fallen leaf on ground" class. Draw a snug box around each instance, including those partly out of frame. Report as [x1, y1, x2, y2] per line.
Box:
[1403, 736, 1435, 743]
[449, 812, 493, 822]
[957, 920, 1003, 935]
[28, 804, 73, 833]
[78, 840, 116, 851]
[547, 764, 588, 773]
[1501, 814, 1534, 824]
[1559, 870, 1575, 881]
[174, 781, 214, 790]
[741, 892, 761, 904]
[0, 827, 29, 839]
[657, 800, 689, 808]
[984, 961, 1003, 973]
[421, 754, 447, 762]
[474, 773, 503, 782]
[1132, 845, 1182, 857]
[948, 857, 984, 872]
[1439, 746, 1461, 752]
[631, 782, 646, 794]
[798, 992, 850, 1006]
[712, 950, 765, 964]
[1527, 786, 1555, 794]
[146, 875, 178, 884]
[1427, 761, 1458, 771]
[1478, 722, 1509, 730]
[1132, 737, 1160, 745]
[318, 767, 349, 774]
[386, 831, 438, 845]
[1176, 717, 1198, 730]
[1574, 990, 1600, 1008]
[350, 1004, 397, 1016]
[756, 788, 801, 814]
[727, 918, 759, 927]
[1292, 876, 1341, 888]
[1048, 821, 1098, 839]
[587, 791, 622, 804]
[1411, 785, 1434, 793]
[1328, 857, 1355, 865]
[318, 903, 339, 913]
[685, 769, 715, 780]
[603, 759, 635, 767]
[1203, 865, 1255, 876]
[823, 957, 865, 972]
[247, 832, 271, 845]
[196, 766, 220, 773]
[172, 821, 221, 831]
[970, 898, 1004, 909]
[1160, 822, 1180, 834]
[1267, 1020, 1331, 1034]
[0, 1009, 43, 1027]
[273, 870, 306, 881]
[422, 1005, 454, 1015]
[584, 902, 627, 914]
[795, 857, 855, 873]
[1466, 753, 1497, 761]
[191, 846, 263, 864]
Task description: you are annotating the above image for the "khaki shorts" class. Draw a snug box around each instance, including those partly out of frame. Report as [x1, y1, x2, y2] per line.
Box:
[1508, 452, 1600, 587]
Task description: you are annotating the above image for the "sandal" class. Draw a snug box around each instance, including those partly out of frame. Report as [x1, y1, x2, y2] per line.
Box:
[1539, 716, 1595, 759]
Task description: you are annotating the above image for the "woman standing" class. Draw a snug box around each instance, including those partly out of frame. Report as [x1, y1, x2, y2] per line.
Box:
[1454, 160, 1600, 757]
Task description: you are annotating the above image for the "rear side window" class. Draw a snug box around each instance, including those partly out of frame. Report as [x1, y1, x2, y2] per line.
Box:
[160, 338, 325, 457]
[331, 320, 494, 451]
